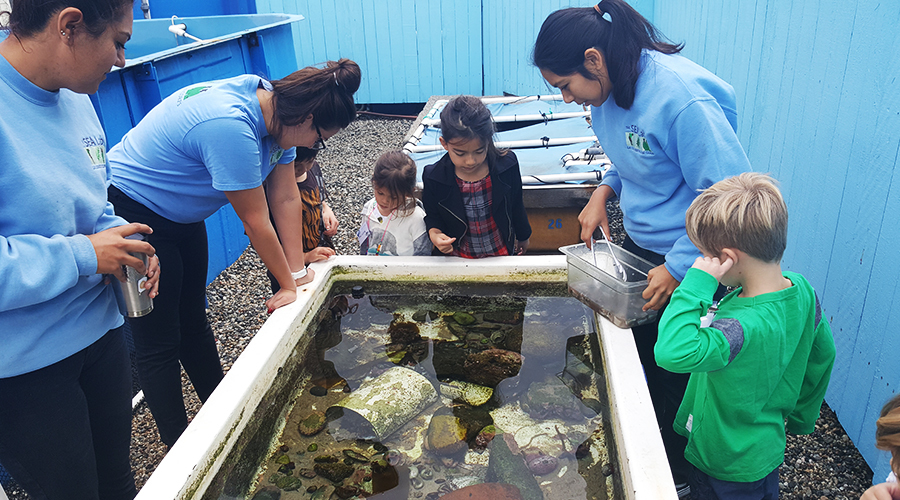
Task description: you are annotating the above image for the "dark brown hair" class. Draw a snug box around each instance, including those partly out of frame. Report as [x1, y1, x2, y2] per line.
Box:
[532, 0, 683, 110]
[439, 95, 505, 166]
[4, 0, 133, 38]
[269, 58, 361, 140]
[372, 151, 418, 217]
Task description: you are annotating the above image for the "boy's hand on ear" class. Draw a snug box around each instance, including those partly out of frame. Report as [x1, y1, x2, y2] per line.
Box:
[692, 255, 734, 281]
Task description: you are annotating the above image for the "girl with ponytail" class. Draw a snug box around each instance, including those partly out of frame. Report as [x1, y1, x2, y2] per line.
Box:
[534, 2, 752, 496]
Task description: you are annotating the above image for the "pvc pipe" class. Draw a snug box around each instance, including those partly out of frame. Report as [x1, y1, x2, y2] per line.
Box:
[563, 159, 611, 168]
[480, 95, 567, 104]
[522, 171, 604, 184]
[404, 135, 597, 153]
[421, 110, 588, 127]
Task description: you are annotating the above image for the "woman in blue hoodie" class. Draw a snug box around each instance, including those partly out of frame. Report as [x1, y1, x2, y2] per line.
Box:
[533, 2, 751, 495]
[0, 1, 159, 498]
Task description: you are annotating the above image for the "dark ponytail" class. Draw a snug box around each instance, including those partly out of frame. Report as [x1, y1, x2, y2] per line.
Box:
[532, 0, 683, 109]
[269, 58, 361, 140]
[4, 0, 133, 38]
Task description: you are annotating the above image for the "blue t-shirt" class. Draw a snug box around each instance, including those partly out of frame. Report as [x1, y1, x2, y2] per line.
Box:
[109, 75, 296, 223]
[594, 51, 752, 281]
[0, 55, 125, 377]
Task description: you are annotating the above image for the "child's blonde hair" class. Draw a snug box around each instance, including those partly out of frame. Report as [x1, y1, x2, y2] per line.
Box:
[372, 151, 418, 217]
[685, 172, 787, 262]
[876, 394, 900, 477]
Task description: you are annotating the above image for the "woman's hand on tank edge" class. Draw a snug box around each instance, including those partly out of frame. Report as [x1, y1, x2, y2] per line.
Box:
[642, 264, 679, 311]
[579, 185, 614, 248]
[306, 247, 336, 263]
[266, 287, 298, 313]
[860, 482, 900, 500]
[294, 267, 315, 286]
[87, 223, 155, 282]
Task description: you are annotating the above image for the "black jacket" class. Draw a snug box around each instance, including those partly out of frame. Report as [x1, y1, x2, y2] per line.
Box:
[422, 151, 532, 255]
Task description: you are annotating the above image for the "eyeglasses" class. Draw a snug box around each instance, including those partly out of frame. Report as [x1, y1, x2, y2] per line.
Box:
[311, 123, 327, 151]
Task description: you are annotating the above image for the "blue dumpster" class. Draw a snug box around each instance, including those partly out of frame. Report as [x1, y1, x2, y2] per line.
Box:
[91, 13, 304, 284]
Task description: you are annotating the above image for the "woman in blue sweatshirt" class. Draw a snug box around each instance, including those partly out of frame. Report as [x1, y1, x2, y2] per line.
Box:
[0, 1, 160, 498]
[533, 1, 751, 495]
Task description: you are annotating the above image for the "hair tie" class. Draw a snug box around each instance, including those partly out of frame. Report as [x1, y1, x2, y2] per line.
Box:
[594, 2, 611, 21]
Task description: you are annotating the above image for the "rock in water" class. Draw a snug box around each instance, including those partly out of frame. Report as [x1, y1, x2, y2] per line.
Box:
[251, 486, 282, 500]
[486, 433, 544, 500]
[441, 483, 524, 500]
[464, 349, 523, 386]
[425, 413, 468, 457]
[298, 411, 327, 436]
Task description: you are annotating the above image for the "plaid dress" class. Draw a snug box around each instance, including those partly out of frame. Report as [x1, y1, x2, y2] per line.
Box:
[454, 175, 509, 258]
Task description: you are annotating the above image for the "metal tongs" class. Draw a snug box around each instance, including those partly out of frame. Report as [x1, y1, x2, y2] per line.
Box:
[592, 226, 628, 281]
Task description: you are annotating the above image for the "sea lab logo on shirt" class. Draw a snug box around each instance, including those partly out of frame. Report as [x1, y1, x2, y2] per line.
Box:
[176, 85, 212, 106]
[269, 146, 284, 166]
[625, 125, 653, 155]
[82, 135, 107, 168]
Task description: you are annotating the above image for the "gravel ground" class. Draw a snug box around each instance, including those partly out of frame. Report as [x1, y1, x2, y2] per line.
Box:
[2, 115, 875, 500]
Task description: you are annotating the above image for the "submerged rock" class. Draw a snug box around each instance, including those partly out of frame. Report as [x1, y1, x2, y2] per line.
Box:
[452, 312, 477, 325]
[463, 349, 523, 386]
[313, 461, 355, 482]
[298, 411, 327, 436]
[251, 486, 282, 500]
[425, 413, 468, 457]
[521, 376, 583, 421]
[485, 434, 543, 500]
[441, 483, 524, 500]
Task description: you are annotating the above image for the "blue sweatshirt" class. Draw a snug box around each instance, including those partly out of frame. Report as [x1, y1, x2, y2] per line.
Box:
[0, 55, 126, 378]
[109, 75, 296, 224]
[593, 51, 752, 281]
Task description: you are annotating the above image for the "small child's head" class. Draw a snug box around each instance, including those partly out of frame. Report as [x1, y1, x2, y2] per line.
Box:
[439, 95, 503, 171]
[294, 147, 319, 178]
[876, 394, 900, 478]
[372, 150, 417, 216]
[685, 172, 788, 263]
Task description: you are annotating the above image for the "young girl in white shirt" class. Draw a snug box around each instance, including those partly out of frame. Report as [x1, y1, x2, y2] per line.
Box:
[358, 151, 431, 256]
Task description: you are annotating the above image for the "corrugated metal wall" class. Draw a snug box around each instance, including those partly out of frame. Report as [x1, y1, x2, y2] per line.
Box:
[251, 0, 898, 480]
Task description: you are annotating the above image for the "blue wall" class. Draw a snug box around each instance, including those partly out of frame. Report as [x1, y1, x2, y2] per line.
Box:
[254, 0, 484, 103]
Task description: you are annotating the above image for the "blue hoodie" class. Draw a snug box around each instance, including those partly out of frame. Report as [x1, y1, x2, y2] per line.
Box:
[0, 55, 125, 378]
[593, 50, 752, 281]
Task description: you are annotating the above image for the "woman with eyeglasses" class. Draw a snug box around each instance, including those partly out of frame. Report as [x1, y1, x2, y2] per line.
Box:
[106, 59, 360, 448]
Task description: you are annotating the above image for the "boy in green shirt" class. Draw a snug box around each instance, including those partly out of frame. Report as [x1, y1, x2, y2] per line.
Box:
[655, 173, 836, 499]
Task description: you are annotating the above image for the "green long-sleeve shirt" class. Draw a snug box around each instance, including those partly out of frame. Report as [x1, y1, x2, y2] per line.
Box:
[656, 268, 836, 482]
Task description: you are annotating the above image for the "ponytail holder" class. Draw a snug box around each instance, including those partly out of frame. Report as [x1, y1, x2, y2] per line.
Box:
[594, 2, 611, 21]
